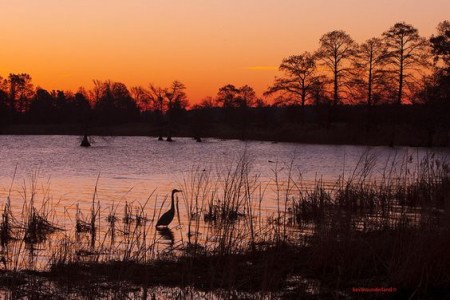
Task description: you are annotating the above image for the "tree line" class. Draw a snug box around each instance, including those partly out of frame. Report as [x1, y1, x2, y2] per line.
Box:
[0, 21, 449, 144]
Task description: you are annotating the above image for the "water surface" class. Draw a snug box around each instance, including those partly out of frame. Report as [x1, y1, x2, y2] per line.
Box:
[0, 135, 446, 215]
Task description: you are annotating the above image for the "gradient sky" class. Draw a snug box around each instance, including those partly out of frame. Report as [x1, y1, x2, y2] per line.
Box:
[0, 0, 449, 103]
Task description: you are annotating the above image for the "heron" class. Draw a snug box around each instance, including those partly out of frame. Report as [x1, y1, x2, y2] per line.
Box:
[156, 189, 181, 228]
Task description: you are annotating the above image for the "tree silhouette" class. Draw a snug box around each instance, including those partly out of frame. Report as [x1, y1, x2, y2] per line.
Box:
[167, 81, 188, 111]
[255, 98, 268, 108]
[382, 22, 430, 105]
[430, 20, 450, 71]
[0, 77, 9, 125]
[422, 21, 450, 145]
[216, 84, 240, 108]
[351, 38, 391, 107]
[235, 85, 257, 139]
[8, 73, 34, 116]
[316, 31, 357, 106]
[165, 80, 187, 141]
[236, 85, 256, 108]
[28, 89, 55, 123]
[93, 80, 139, 123]
[195, 96, 216, 109]
[147, 84, 166, 113]
[130, 86, 152, 112]
[73, 92, 91, 119]
[148, 84, 167, 140]
[265, 52, 324, 124]
[0, 76, 7, 91]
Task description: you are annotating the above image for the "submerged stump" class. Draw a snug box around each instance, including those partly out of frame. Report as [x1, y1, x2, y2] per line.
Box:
[80, 135, 91, 147]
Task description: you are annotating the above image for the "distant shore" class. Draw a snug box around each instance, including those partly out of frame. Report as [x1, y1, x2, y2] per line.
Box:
[1, 122, 449, 147]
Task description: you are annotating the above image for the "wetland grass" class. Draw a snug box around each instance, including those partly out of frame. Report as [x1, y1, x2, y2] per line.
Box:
[0, 152, 449, 299]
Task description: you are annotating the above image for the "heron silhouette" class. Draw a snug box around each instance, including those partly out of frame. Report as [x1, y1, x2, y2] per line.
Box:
[156, 189, 181, 228]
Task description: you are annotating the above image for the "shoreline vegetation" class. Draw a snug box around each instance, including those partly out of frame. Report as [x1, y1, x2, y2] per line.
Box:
[0, 153, 449, 299]
[1, 20, 449, 149]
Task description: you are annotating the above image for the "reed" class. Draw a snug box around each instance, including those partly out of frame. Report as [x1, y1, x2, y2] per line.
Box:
[0, 199, 14, 248]
[0, 151, 449, 299]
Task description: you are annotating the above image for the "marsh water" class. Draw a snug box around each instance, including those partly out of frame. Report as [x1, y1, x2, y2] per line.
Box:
[0, 136, 447, 266]
[0, 136, 446, 227]
[1, 135, 444, 200]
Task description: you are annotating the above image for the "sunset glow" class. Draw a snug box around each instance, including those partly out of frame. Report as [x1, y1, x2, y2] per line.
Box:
[1, 0, 449, 103]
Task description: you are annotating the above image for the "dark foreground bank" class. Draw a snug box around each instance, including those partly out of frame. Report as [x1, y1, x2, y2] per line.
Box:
[1, 222, 449, 299]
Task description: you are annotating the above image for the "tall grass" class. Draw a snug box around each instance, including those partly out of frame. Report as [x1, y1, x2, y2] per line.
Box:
[0, 151, 449, 298]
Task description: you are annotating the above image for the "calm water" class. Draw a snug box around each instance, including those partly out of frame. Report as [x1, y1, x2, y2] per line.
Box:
[0, 135, 447, 218]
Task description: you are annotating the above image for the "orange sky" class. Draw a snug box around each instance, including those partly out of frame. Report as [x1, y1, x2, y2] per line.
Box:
[0, 0, 449, 104]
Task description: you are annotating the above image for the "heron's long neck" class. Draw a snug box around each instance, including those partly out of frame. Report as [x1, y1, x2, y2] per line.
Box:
[170, 192, 176, 211]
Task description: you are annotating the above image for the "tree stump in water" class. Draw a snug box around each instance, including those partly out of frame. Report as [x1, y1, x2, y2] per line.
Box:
[80, 134, 91, 147]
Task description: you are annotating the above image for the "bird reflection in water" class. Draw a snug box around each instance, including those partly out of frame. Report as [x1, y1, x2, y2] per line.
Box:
[157, 227, 175, 247]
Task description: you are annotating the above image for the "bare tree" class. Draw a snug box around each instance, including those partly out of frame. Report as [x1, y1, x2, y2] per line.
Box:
[237, 85, 257, 108]
[148, 84, 167, 115]
[216, 84, 240, 108]
[166, 80, 188, 111]
[430, 20, 450, 72]
[235, 85, 257, 139]
[0, 76, 7, 93]
[315, 31, 357, 105]
[90, 79, 107, 105]
[147, 84, 167, 140]
[194, 96, 216, 109]
[0, 77, 9, 124]
[265, 52, 323, 123]
[92, 80, 139, 123]
[351, 38, 391, 107]
[130, 86, 151, 112]
[382, 22, 430, 105]
[255, 98, 268, 108]
[8, 73, 34, 114]
[165, 80, 187, 141]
